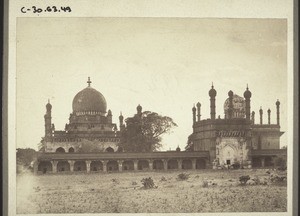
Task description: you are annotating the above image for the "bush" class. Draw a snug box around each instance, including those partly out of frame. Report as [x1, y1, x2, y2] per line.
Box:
[202, 180, 208, 188]
[141, 177, 155, 189]
[177, 173, 190, 181]
[160, 176, 167, 182]
[270, 175, 286, 185]
[232, 162, 240, 169]
[239, 175, 250, 185]
[111, 178, 119, 184]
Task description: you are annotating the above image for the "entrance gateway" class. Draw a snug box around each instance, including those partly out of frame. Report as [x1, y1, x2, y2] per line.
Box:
[215, 131, 249, 167]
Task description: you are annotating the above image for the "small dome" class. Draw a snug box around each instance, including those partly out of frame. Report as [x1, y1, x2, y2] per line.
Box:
[196, 102, 201, 107]
[267, 108, 271, 113]
[228, 90, 233, 97]
[276, 100, 280, 106]
[243, 86, 252, 98]
[224, 94, 245, 118]
[209, 84, 217, 97]
[72, 86, 107, 115]
[119, 113, 124, 121]
[137, 104, 142, 113]
[46, 101, 52, 110]
[192, 106, 196, 111]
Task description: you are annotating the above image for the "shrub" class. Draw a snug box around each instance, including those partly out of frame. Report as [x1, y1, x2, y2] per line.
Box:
[160, 176, 167, 182]
[270, 175, 286, 185]
[131, 181, 137, 185]
[141, 177, 155, 189]
[202, 180, 208, 188]
[252, 176, 260, 185]
[111, 178, 119, 184]
[232, 162, 240, 169]
[177, 173, 190, 181]
[239, 175, 250, 185]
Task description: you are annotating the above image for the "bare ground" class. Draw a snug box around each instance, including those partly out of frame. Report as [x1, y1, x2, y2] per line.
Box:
[16, 169, 287, 213]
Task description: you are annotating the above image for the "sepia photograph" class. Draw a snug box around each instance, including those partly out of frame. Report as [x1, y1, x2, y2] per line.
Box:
[4, 0, 296, 215]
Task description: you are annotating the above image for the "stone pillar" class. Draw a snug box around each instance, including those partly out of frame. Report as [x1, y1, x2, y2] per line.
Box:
[68, 160, 75, 172]
[163, 159, 168, 170]
[133, 160, 138, 171]
[51, 160, 58, 173]
[102, 160, 108, 172]
[148, 160, 153, 170]
[192, 159, 196, 170]
[261, 158, 265, 168]
[276, 100, 280, 125]
[118, 160, 123, 172]
[259, 107, 263, 125]
[177, 159, 182, 170]
[85, 160, 91, 173]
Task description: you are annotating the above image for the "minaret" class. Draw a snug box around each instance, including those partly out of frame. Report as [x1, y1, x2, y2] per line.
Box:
[209, 83, 217, 120]
[119, 112, 125, 130]
[192, 105, 196, 124]
[107, 109, 112, 124]
[259, 107, 263, 125]
[267, 108, 271, 124]
[44, 100, 52, 139]
[228, 90, 233, 119]
[276, 100, 280, 126]
[244, 84, 252, 121]
[196, 102, 201, 121]
[251, 111, 255, 124]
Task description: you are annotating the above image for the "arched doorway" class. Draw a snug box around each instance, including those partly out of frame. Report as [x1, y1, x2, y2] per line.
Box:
[153, 160, 164, 170]
[182, 159, 192, 169]
[107, 160, 118, 171]
[90, 161, 103, 171]
[56, 147, 65, 153]
[38, 161, 52, 174]
[74, 161, 87, 171]
[106, 147, 114, 152]
[122, 160, 134, 171]
[57, 161, 70, 172]
[196, 159, 206, 169]
[138, 160, 149, 170]
[68, 147, 75, 153]
[168, 159, 178, 169]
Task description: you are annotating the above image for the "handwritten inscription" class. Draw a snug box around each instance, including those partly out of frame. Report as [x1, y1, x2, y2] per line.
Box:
[21, 6, 72, 14]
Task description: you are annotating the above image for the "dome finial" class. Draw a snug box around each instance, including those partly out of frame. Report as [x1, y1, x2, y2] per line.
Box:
[246, 84, 249, 90]
[87, 77, 92, 87]
[212, 82, 214, 89]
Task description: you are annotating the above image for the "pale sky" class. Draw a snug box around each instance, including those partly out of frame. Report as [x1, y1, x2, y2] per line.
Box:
[16, 18, 287, 151]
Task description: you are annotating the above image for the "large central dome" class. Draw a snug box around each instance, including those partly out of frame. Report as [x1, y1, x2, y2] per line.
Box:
[72, 78, 107, 115]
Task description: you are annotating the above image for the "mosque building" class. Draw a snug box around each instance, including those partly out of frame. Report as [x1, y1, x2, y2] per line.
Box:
[35, 79, 286, 174]
[187, 84, 286, 169]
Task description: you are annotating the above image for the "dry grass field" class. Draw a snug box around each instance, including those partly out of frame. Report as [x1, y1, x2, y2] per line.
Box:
[17, 169, 287, 213]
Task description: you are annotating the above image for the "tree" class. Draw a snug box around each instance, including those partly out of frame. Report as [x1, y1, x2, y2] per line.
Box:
[118, 111, 177, 152]
[185, 134, 194, 151]
[16, 148, 37, 172]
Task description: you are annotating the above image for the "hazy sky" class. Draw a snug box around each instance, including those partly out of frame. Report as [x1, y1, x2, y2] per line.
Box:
[16, 18, 287, 150]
